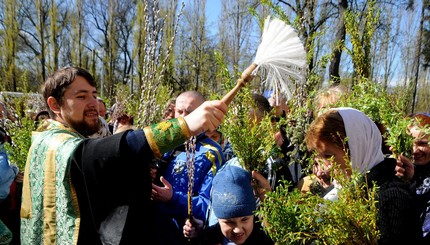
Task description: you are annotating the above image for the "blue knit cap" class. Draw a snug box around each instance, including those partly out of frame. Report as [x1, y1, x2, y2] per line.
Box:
[212, 165, 256, 219]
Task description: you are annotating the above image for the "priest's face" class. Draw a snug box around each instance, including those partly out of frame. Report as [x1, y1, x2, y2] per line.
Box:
[58, 76, 100, 136]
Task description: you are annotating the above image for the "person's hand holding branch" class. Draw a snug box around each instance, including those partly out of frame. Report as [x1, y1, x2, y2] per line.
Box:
[252, 170, 272, 201]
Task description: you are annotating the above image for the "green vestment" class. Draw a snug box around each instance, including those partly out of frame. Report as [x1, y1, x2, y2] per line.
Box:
[21, 120, 84, 245]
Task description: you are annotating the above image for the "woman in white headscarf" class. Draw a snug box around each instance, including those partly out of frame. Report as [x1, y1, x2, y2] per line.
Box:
[305, 107, 422, 244]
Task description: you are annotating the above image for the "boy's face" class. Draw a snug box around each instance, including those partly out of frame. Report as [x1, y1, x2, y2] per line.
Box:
[57, 76, 100, 136]
[218, 215, 254, 245]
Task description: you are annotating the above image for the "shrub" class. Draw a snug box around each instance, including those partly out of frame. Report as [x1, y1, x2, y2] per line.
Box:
[258, 168, 379, 245]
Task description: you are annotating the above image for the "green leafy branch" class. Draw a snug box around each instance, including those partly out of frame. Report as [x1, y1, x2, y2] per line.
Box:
[220, 88, 279, 172]
[385, 117, 414, 158]
[258, 166, 379, 245]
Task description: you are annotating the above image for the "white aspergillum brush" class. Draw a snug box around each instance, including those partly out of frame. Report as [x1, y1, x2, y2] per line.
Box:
[222, 16, 307, 106]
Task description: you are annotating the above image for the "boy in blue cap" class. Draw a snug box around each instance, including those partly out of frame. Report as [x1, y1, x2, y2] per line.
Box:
[183, 164, 273, 245]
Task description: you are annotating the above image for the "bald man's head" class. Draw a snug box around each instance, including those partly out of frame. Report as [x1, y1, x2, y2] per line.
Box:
[174, 91, 206, 117]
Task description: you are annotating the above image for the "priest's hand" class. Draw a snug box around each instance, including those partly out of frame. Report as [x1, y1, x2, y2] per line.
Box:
[184, 100, 227, 136]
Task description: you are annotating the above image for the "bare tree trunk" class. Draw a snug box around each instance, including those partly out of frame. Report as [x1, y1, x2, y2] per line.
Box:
[50, 0, 59, 72]
[411, 1, 425, 113]
[71, 0, 85, 67]
[36, 0, 47, 81]
[329, 0, 347, 85]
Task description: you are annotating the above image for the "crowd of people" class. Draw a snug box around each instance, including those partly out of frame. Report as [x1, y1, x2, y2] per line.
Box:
[0, 66, 429, 245]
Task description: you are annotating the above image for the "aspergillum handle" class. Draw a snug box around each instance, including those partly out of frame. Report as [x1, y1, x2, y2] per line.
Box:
[221, 63, 257, 106]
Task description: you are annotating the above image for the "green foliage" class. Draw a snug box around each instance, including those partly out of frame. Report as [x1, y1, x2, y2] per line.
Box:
[385, 117, 414, 158]
[214, 52, 235, 93]
[220, 88, 278, 172]
[336, 80, 392, 124]
[1, 94, 40, 171]
[111, 83, 136, 119]
[415, 80, 430, 112]
[279, 103, 312, 171]
[389, 84, 414, 116]
[344, 0, 379, 80]
[390, 116, 430, 158]
[112, 82, 173, 127]
[333, 80, 415, 158]
[258, 168, 379, 245]
[3, 116, 33, 171]
[214, 49, 280, 172]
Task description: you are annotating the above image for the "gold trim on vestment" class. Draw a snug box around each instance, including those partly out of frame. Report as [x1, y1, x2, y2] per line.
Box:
[70, 178, 81, 244]
[143, 118, 191, 159]
[177, 117, 191, 138]
[43, 134, 73, 244]
[143, 126, 161, 158]
[21, 143, 36, 219]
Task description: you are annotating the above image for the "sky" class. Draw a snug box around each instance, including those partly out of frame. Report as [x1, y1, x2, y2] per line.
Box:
[182, 0, 422, 87]
[205, 1, 221, 24]
[183, 0, 222, 36]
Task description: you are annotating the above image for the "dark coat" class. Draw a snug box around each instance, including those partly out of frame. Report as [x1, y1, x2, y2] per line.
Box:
[412, 163, 430, 241]
[367, 158, 423, 245]
[71, 130, 157, 244]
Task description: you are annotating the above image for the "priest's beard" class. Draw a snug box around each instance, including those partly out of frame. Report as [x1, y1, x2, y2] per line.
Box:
[65, 113, 100, 137]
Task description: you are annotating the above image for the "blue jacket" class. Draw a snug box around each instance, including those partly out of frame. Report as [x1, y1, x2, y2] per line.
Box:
[156, 134, 225, 244]
[0, 145, 17, 200]
[162, 134, 225, 221]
